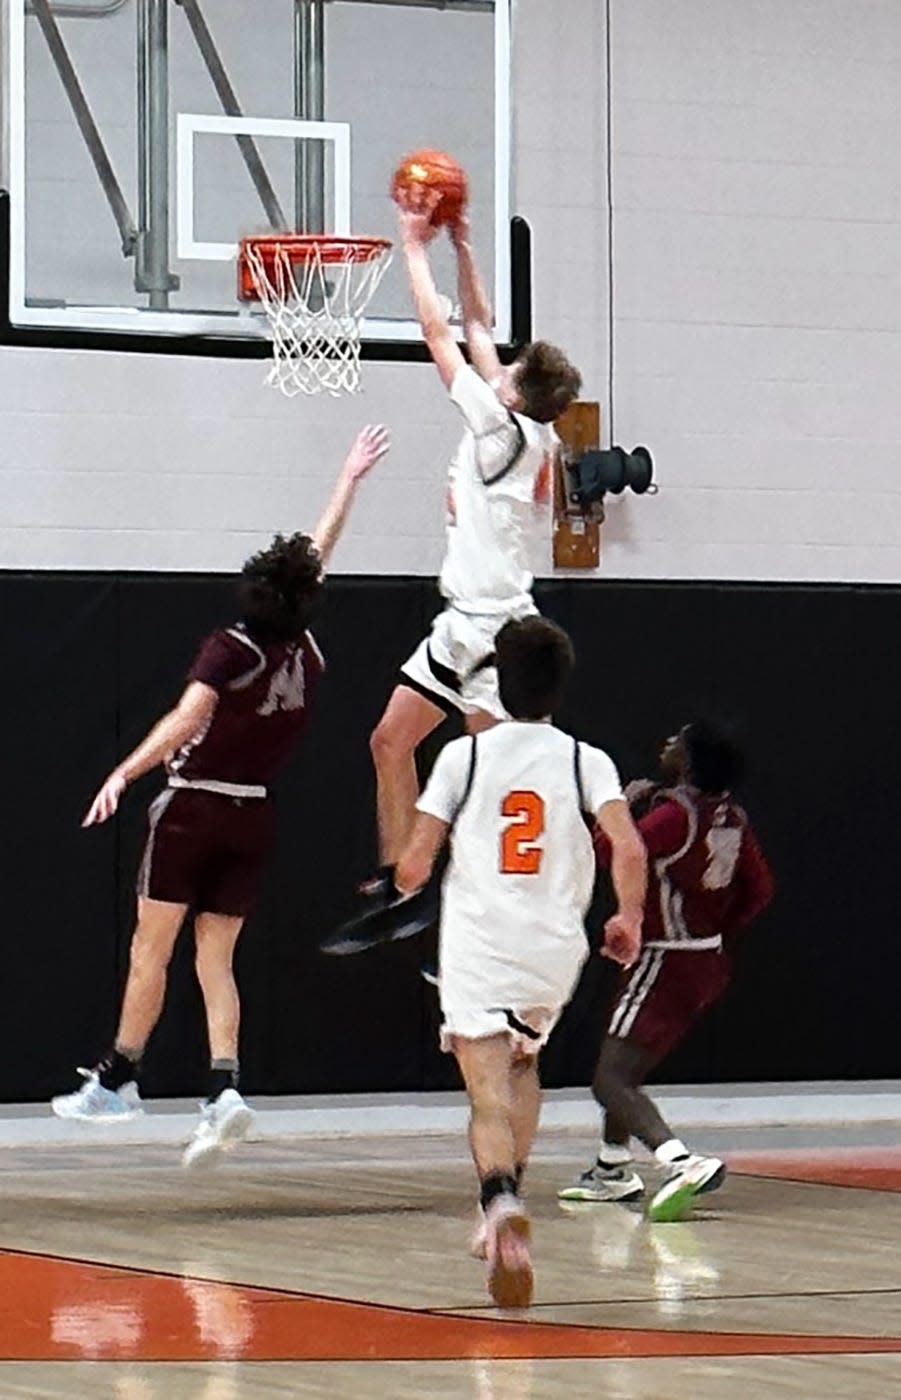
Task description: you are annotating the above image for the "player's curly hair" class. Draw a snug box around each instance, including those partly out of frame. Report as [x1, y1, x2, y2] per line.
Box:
[238, 532, 323, 643]
[496, 615, 575, 720]
[683, 719, 745, 794]
[515, 341, 582, 423]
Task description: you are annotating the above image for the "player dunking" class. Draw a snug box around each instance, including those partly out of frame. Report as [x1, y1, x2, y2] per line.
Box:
[368, 198, 582, 879]
[394, 617, 647, 1306]
[52, 425, 390, 1168]
[559, 720, 774, 1221]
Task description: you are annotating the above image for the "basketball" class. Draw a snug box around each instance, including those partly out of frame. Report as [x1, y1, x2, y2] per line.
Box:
[390, 149, 468, 228]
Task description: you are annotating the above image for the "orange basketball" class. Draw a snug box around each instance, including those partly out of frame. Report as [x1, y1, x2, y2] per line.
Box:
[391, 149, 468, 228]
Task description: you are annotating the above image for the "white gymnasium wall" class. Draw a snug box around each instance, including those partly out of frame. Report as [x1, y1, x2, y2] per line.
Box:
[1, 0, 900, 581]
[601, 0, 901, 582]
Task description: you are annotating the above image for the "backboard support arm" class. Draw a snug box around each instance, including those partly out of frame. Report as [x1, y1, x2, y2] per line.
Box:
[136, 0, 179, 302]
[294, 0, 326, 234]
[175, 0, 288, 232]
[30, 0, 138, 257]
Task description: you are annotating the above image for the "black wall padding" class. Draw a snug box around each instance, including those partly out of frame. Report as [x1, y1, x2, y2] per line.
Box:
[0, 572, 897, 1102]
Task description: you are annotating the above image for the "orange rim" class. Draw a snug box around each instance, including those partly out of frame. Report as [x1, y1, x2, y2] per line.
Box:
[239, 234, 392, 267]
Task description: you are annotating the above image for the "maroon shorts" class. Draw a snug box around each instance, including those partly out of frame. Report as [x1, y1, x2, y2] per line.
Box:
[608, 946, 732, 1060]
[137, 787, 275, 917]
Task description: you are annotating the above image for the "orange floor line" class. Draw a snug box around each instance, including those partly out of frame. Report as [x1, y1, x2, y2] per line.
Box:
[1, 1250, 900, 1363]
[728, 1147, 901, 1192]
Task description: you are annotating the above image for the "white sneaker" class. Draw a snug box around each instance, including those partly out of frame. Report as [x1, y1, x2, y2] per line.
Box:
[51, 1070, 143, 1123]
[647, 1153, 726, 1223]
[182, 1088, 255, 1171]
[484, 1193, 533, 1309]
[558, 1161, 645, 1203]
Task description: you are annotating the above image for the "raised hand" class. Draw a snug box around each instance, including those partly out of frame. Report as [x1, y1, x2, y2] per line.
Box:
[83, 771, 127, 827]
[448, 209, 472, 250]
[396, 190, 442, 246]
[342, 424, 391, 482]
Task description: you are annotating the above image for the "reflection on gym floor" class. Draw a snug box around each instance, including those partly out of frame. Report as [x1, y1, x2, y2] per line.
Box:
[0, 1127, 899, 1398]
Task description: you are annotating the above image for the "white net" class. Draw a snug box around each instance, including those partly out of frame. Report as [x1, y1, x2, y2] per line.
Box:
[243, 238, 393, 397]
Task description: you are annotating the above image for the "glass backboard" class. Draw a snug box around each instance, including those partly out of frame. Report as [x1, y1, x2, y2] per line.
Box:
[1, 0, 523, 353]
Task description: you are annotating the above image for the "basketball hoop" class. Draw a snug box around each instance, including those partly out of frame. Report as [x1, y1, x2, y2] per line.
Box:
[238, 234, 393, 397]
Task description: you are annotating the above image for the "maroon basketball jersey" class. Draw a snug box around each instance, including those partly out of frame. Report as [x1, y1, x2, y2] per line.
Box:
[167, 624, 324, 788]
[643, 786, 766, 946]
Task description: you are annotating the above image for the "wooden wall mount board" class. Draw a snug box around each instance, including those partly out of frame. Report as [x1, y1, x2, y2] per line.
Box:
[553, 400, 601, 569]
[553, 512, 600, 569]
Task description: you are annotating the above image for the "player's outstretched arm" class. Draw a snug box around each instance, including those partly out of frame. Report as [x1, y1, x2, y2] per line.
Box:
[312, 424, 390, 569]
[450, 212, 503, 385]
[595, 798, 647, 967]
[82, 681, 218, 827]
[397, 202, 465, 390]
[395, 812, 449, 895]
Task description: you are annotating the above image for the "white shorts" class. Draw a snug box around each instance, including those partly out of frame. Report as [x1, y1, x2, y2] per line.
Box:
[439, 1000, 564, 1058]
[438, 944, 585, 1058]
[399, 604, 536, 720]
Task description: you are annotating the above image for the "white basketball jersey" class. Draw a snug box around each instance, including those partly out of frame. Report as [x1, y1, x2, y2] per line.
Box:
[417, 722, 623, 1001]
[439, 366, 557, 616]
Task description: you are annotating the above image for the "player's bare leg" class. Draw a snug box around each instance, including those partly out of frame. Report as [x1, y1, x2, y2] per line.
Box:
[470, 1050, 539, 1261]
[115, 897, 188, 1053]
[594, 1036, 725, 1220]
[194, 911, 244, 1062]
[52, 897, 186, 1122]
[602, 1104, 632, 1150]
[370, 684, 446, 863]
[454, 1034, 533, 1308]
[184, 911, 255, 1171]
[455, 1034, 517, 1172]
[594, 1036, 671, 1150]
[509, 1052, 541, 1180]
[559, 1036, 658, 1203]
[561, 1035, 724, 1213]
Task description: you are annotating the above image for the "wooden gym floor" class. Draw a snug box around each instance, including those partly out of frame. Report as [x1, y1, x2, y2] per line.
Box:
[0, 1110, 899, 1398]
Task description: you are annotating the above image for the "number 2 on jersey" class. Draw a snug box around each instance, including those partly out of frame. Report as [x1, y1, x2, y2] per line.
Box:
[500, 790, 545, 874]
